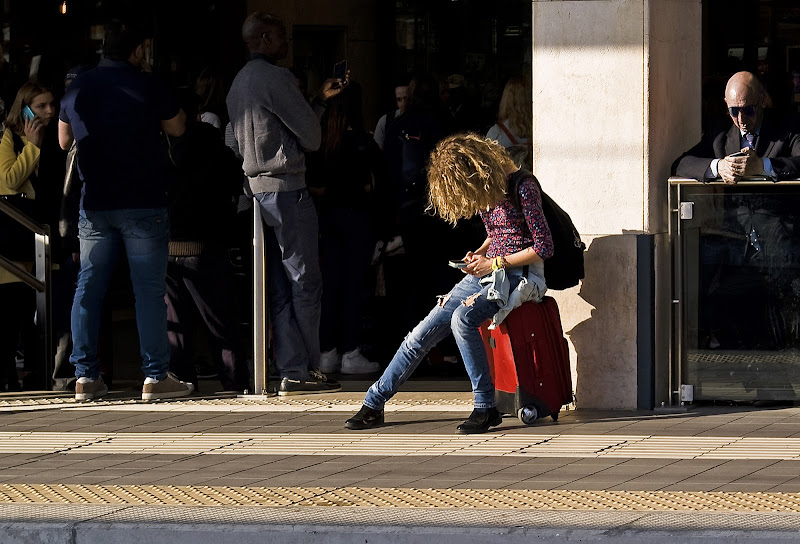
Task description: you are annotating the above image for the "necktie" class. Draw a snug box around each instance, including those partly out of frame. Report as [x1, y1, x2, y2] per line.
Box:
[744, 133, 755, 149]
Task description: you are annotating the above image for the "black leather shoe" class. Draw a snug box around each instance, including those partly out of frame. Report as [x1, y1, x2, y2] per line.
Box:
[345, 405, 385, 430]
[278, 370, 342, 396]
[456, 407, 502, 434]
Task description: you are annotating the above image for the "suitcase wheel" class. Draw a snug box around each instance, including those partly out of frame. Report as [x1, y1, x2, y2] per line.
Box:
[551, 411, 559, 422]
[517, 406, 538, 425]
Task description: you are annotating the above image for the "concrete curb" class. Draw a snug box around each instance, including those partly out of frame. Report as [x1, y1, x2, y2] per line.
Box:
[3, 505, 800, 543]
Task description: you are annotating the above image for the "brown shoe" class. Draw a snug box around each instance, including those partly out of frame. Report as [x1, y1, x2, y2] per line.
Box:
[75, 377, 109, 401]
[142, 373, 194, 401]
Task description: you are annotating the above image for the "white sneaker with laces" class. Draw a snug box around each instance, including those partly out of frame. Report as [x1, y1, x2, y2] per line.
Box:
[142, 373, 194, 401]
[319, 349, 342, 374]
[341, 348, 380, 375]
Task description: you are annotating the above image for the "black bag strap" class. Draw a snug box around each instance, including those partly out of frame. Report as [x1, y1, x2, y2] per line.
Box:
[10, 130, 24, 155]
[506, 168, 536, 215]
[497, 122, 519, 145]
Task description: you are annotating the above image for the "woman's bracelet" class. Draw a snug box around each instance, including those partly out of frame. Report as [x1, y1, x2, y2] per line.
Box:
[491, 256, 507, 271]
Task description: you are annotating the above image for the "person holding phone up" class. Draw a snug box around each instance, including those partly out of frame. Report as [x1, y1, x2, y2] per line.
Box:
[344, 133, 553, 434]
[0, 82, 55, 198]
[0, 82, 56, 391]
[227, 12, 349, 396]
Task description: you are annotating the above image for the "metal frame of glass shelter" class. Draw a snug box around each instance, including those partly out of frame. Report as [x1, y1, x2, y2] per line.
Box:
[669, 178, 800, 407]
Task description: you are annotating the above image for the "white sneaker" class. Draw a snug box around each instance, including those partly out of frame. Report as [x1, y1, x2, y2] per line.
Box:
[319, 349, 342, 374]
[142, 373, 194, 401]
[341, 348, 381, 375]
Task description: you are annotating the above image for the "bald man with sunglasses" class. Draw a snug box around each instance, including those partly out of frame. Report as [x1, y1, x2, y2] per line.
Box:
[673, 71, 800, 184]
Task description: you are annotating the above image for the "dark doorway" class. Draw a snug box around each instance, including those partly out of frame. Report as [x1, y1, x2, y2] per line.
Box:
[703, 0, 800, 125]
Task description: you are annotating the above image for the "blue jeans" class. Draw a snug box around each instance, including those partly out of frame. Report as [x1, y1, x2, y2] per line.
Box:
[364, 272, 524, 410]
[256, 189, 322, 380]
[70, 208, 170, 380]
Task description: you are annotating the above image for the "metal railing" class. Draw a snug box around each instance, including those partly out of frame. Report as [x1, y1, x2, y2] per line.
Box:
[252, 197, 269, 395]
[1, 194, 272, 394]
[0, 197, 52, 388]
[1, 194, 268, 395]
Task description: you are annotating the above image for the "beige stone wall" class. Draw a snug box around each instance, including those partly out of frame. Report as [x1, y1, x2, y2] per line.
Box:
[532, 0, 701, 409]
[552, 235, 639, 410]
[646, 0, 703, 233]
[646, 1, 702, 407]
[245, 0, 379, 127]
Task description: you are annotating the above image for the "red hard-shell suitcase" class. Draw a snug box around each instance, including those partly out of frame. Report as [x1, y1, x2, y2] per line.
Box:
[480, 296, 572, 424]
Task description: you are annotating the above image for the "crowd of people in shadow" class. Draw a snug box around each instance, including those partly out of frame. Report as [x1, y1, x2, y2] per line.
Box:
[0, 13, 537, 408]
[2, 10, 800, 431]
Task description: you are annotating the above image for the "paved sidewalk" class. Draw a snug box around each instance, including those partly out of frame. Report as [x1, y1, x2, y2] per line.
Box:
[2, 389, 800, 542]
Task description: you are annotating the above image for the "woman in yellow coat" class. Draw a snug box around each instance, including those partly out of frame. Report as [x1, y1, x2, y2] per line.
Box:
[0, 81, 56, 391]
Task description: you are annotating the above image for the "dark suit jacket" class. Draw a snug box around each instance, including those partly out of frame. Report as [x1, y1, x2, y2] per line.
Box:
[672, 111, 800, 181]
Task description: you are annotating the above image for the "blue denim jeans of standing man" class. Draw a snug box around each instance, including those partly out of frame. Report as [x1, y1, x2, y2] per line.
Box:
[70, 208, 170, 380]
[255, 188, 323, 381]
[364, 271, 525, 410]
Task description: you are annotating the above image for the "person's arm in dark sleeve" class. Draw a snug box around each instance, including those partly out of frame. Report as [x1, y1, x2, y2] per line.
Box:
[368, 139, 394, 241]
[767, 120, 800, 180]
[672, 137, 719, 181]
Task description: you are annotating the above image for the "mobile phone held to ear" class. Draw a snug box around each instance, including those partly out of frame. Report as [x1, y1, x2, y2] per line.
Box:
[22, 106, 35, 122]
[333, 60, 347, 82]
[448, 260, 467, 269]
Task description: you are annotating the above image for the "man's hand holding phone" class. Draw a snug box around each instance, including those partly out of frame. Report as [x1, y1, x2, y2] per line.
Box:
[719, 148, 763, 184]
[317, 60, 350, 102]
[332, 60, 347, 86]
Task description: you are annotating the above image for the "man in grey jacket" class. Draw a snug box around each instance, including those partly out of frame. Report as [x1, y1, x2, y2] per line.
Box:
[227, 12, 346, 395]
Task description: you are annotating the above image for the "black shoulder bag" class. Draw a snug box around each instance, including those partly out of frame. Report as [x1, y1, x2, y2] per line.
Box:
[507, 169, 586, 290]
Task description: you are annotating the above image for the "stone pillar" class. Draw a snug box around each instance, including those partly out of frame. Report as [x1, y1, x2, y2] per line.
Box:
[531, 0, 701, 409]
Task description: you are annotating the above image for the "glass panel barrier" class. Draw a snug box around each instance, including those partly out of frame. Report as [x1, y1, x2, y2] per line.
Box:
[671, 180, 800, 403]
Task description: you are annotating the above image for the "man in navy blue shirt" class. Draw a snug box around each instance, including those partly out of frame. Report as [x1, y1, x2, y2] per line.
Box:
[58, 20, 192, 402]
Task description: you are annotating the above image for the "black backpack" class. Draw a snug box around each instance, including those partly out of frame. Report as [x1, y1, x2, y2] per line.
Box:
[507, 169, 585, 290]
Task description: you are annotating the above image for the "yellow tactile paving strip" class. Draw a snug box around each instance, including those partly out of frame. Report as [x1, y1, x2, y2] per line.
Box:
[0, 484, 800, 512]
[0, 397, 477, 413]
[4, 432, 800, 460]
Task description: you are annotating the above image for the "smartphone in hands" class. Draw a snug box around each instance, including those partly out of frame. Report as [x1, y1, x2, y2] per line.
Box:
[728, 151, 748, 157]
[333, 60, 348, 81]
[22, 106, 35, 122]
[448, 260, 467, 269]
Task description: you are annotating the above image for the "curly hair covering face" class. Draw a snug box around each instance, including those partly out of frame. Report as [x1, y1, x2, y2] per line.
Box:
[426, 133, 517, 226]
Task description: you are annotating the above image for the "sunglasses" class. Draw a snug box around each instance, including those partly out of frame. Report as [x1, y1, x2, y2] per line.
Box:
[728, 105, 757, 118]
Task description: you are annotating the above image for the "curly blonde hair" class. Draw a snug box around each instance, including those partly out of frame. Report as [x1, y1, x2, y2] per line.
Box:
[426, 133, 517, 225]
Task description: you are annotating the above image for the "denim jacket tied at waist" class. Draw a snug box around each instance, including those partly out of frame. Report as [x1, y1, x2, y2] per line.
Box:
[480, 261, 547, 329]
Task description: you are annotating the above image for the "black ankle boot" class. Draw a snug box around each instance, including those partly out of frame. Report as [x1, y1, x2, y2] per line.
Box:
[456, 407, 502, 434]
[345, 405, 385, 430]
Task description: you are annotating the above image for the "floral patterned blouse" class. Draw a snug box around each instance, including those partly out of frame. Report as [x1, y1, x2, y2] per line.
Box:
[479, 176, 554, 261]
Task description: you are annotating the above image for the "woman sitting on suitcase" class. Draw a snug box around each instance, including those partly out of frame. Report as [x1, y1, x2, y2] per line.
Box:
[345, 133, 553, 434]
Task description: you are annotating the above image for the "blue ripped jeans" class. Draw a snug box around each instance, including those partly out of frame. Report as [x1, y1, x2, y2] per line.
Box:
[364, 272, 524, 410]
